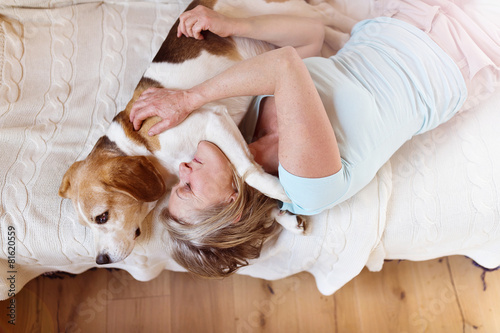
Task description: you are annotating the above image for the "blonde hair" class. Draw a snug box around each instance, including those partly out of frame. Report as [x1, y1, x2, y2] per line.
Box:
[162, 169, 282, 278]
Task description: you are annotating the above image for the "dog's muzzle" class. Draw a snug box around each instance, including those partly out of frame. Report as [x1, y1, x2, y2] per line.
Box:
[96, 253, 111, 265]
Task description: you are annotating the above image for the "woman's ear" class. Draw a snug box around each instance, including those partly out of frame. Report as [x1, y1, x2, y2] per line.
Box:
[229, 192, 238, 203]
[228, 192, 242, 224]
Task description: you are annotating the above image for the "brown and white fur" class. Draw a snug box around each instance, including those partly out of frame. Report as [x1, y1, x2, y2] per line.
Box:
[59, 0, 337, 265]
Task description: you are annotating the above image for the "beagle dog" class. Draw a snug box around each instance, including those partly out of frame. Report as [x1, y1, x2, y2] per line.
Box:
[59, 0, 334, 265]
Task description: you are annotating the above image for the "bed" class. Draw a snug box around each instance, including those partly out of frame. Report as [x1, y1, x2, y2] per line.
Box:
[1, 0, 499, 300]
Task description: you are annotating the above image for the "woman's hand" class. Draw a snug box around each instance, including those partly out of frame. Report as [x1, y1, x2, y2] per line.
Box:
[177, 5, 236, 40]
[129, 88, 201, 136]
[178, 5, 324, 58]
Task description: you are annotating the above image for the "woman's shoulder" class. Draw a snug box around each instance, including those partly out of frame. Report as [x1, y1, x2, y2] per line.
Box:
[278, 162, 350, 216]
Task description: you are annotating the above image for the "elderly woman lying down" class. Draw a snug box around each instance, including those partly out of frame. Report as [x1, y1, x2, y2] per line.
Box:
[130, 0, 500, 278]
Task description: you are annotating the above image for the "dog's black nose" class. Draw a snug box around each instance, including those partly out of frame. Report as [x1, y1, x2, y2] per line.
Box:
[96, 253, 111, 265]
[135, 228, 141, 239]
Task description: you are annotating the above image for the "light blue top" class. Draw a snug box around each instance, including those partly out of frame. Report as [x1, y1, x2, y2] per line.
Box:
[242, 17, 467, 216]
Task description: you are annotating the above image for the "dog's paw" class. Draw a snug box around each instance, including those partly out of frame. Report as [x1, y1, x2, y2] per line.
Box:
[271, 208, 309, 235]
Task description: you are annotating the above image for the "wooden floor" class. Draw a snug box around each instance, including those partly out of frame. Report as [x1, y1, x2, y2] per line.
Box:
[1, 255, 499, 333]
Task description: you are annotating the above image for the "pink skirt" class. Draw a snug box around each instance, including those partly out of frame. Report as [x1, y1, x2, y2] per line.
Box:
[379, 0, 500, 111]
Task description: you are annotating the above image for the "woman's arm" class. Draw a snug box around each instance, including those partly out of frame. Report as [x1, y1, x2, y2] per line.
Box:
[177, 5, 325, 58]
[130, 46, 341, 178]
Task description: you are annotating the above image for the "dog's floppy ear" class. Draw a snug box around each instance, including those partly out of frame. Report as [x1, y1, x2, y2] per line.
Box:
[103, 156, 166, 202]
[59, 161, 83, 199]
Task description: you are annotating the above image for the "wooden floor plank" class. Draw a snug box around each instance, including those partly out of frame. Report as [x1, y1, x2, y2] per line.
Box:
[0, 280, 57, 333]
[399, 258, 464, 333]
[332, 275, 363, 333]
[0, 268, 109, 333]
[232, 274, 305, 333]
[0, 256, 499, 332]
[344, 262, 413, 333]
[261, 277, 301, 333]
[347, 258, 464, 333]
[44, 269, 110, 333]
[448, 255, 500, 332]
[292, 273, 336, 333]
[106, 269, 171, 300]
[170, 272, 236, 333]
[232, 274, 272, 333]
[107, 296, 171, 333]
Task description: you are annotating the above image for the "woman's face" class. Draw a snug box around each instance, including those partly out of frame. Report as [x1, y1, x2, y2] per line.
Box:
[168, 141, 237, 221]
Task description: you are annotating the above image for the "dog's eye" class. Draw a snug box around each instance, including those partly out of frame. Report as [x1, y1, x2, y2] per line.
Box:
[95, 211, 109, 224]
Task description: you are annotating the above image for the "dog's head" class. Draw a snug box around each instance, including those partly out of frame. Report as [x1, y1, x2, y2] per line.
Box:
[59, 139, 166, 265]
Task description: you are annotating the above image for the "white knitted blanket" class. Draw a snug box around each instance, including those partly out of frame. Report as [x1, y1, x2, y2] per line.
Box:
[0, 0, 499, 299]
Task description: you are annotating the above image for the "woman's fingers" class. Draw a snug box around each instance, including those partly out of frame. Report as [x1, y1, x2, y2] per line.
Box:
[178, 10, 199, 37]
[192, 21, 205, 40]
[136, 87, 157, 101]
[177, 12, 192, 37]
[129, 88, 197, 135]
[146, 106, 191, 136]
[148, 118, 176, 137]
[177, 20, 185, 38]
[184, 16, 195, 37]
[130, 88, 156, 123]
[178, 18, 198, 39]
[131, 104, 158, 131]
[177, 5, 217, 39]
[186, 17, 206, 40]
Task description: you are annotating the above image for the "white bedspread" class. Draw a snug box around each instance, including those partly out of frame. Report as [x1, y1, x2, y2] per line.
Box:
[0, 0, 499, 299]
